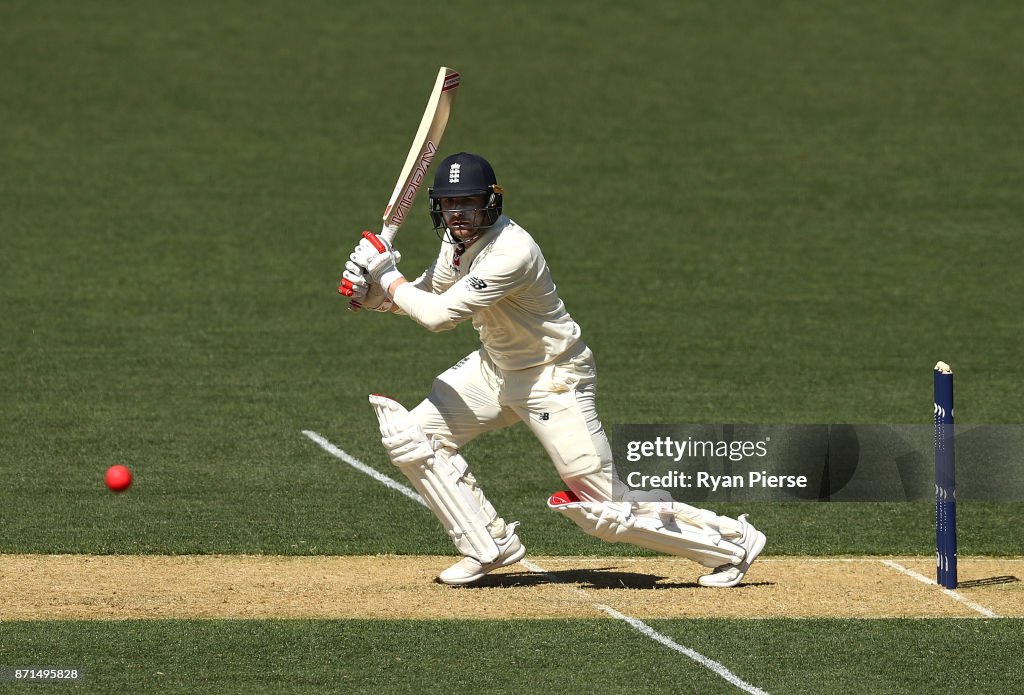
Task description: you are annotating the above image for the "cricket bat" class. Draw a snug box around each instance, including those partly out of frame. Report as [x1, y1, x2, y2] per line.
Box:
[350, 66, 460, 312]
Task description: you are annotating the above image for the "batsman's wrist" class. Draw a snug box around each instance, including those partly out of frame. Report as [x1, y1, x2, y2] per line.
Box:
[379, 269, 404, 292]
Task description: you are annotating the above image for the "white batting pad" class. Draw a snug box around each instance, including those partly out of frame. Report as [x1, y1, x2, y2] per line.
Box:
[370, 394, 501, 563]
[548, 491, 744, 568]
[633, 501, 744, 537]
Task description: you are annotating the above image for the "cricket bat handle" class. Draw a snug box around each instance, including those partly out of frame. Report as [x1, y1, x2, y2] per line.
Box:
[379, 222, 400, 245]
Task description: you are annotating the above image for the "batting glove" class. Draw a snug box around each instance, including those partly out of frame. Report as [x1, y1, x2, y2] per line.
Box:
[357, 283, 394, 313]
[338, 259, 370, 301]
[353, 231, 404, 289]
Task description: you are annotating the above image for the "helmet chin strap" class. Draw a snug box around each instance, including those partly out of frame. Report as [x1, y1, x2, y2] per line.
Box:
[440, 220, 493, 246]
[449, 229, 485, 246]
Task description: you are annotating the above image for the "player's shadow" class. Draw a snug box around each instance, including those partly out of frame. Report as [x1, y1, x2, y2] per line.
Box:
[451, 566, 773, 590]
[956, 575, 1019, 589]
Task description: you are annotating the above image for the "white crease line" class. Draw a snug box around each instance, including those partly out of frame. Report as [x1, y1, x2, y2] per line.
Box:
[304, 430, 770, 695]
[518, 559, 769, 694]
[596, 604, 770, 695]
[302, 430, 425, 506]
[879, 560, 1000, 618]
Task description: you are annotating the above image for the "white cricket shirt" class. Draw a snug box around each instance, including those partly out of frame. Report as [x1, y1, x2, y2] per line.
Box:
[393, 215, 581, 371]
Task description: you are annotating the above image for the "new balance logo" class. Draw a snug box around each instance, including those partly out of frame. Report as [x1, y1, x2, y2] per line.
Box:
[467, 276, 487, 290]
[449, 163, 461, 183]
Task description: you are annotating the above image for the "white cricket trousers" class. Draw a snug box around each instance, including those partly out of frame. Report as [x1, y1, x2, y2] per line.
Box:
[411, 341, 614, 503]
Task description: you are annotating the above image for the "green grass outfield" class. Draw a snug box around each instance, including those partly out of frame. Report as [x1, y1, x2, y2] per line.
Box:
[2, 1, 1022, 693]
[2, 619, 1022, 694]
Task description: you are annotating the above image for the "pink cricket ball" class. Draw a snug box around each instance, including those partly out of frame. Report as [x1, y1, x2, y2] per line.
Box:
[105, 465, 133, 492]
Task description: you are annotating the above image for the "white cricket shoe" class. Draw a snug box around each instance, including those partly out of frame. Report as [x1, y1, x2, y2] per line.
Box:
[437, 522, 526, 586]
[698, 514, 766, 588]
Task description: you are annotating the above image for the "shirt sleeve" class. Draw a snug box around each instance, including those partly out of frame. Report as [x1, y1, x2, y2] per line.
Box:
[393, 245, 533, 332]
[409, 262, 436, 294]
[408, 244, 456, 294]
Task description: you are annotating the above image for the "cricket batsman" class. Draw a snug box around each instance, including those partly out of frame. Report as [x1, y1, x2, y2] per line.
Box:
[340, 152, 766, 586]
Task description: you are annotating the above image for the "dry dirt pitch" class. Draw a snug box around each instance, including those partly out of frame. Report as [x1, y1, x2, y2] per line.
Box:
[1, 555, 1020, 620]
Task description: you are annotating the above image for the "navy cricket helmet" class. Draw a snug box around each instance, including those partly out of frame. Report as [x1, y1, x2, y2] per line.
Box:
[428, 152, 504, 235]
